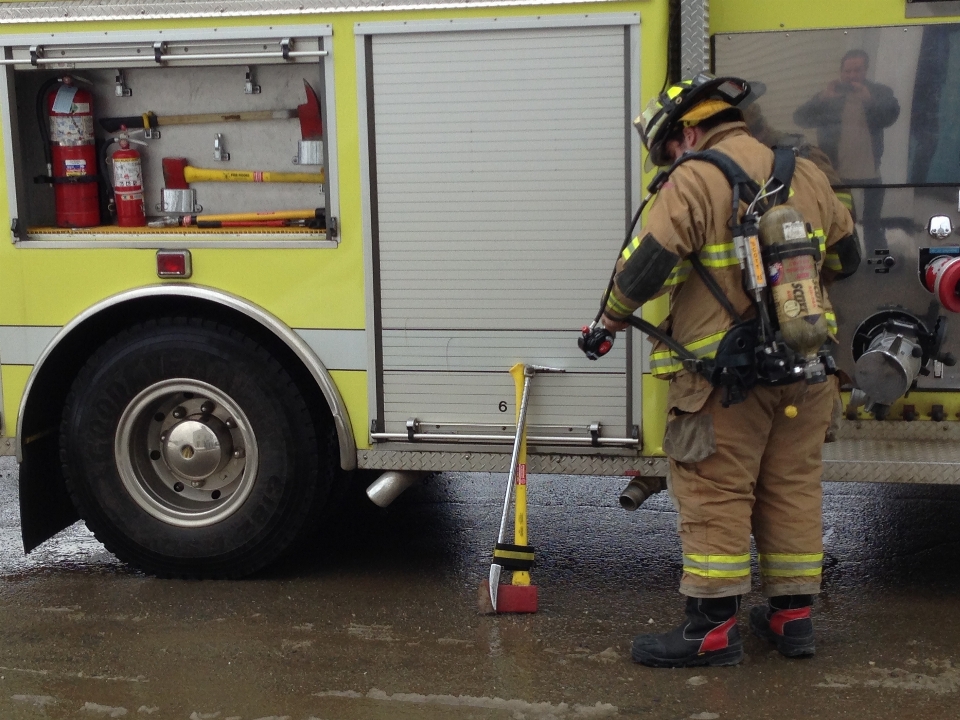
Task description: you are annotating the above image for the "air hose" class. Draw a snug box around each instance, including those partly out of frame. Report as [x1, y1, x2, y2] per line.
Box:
[579, 158, 707, 368]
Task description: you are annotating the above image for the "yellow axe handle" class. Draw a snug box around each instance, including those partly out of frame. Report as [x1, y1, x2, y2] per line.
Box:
[183, 166, 325, 184]
[509, 363, 531, 587]
[191, 209, 320, 222]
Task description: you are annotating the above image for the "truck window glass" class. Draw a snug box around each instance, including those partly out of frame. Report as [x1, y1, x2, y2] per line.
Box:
[716, 24, 960, 187]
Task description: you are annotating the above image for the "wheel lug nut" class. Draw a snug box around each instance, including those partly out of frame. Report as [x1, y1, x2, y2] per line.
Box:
[172, 406, 186, 419]
[200, 401, 215, 414]
[233, 448, 245, 459]
[173, 482, 184, 492]
[160, 434, 167, 443]
[225, 418, 236, 428]
[190, 480, 205, 488]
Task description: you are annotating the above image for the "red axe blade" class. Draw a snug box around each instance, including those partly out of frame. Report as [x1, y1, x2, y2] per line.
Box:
[298, 79, 323, 140]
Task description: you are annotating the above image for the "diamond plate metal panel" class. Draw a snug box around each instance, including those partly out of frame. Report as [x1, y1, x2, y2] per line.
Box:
[834, 418, 960, 442]
[679, 0, 708, 78]
[360, 418, 960, 484]
[0, 0, 616, 24]
[823, 439, 960, 484]
[358, 449, 669, 476]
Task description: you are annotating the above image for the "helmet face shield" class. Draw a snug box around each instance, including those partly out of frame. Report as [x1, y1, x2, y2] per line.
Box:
[635, 95, 670, 166]
[635, 75, 750, 168]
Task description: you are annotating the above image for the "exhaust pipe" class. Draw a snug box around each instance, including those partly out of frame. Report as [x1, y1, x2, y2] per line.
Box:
[365, 471, 425, 508]
[619, 476, 667, 511]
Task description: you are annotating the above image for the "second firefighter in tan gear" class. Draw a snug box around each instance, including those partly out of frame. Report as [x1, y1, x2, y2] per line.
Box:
[599, 74, 861, 667]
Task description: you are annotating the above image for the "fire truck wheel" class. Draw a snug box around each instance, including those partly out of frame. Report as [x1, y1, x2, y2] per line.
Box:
[59, 317, 326, 578]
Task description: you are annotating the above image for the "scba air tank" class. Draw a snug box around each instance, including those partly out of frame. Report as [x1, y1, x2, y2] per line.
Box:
[759, 205, 829, 365]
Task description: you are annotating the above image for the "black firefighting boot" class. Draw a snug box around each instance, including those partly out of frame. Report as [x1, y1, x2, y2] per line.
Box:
[631, 595, 742, 668]
[749, 594, 815, 657]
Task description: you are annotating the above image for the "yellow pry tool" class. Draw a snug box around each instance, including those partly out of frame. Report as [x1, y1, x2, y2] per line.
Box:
[487, 363, 564, 613]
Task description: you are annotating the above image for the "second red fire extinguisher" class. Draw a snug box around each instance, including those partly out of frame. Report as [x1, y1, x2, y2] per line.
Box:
[110, 126, 146, 227]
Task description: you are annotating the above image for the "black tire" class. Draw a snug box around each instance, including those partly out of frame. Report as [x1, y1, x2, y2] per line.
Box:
[59, 317, 328, 578]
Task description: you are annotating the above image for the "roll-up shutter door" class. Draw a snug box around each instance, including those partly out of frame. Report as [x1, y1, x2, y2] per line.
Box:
[365, 21, 635, 438]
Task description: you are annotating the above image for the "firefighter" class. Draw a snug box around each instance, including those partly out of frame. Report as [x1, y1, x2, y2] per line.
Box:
[599, 75, 861, 668]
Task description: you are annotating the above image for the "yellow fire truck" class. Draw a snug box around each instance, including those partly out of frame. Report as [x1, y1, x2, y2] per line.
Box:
[0, 0, 957, 577]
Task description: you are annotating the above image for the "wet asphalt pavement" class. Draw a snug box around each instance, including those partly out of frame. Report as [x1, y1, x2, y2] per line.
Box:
[2, 456, 960, 719]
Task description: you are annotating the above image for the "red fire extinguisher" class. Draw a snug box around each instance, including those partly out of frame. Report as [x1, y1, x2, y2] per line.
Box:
[44, 76, 100, 228]
[110, 127, 146, 227]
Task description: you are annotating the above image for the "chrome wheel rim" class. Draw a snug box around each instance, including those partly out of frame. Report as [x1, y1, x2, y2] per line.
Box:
[115, 379, 259, 528]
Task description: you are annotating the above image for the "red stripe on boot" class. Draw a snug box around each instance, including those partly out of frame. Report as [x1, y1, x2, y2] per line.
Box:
[770, 607, 811, 636]
[699, 617, 736, 653]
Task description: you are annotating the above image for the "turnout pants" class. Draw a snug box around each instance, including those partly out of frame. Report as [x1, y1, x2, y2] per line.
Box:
[665, 379, 835, 598]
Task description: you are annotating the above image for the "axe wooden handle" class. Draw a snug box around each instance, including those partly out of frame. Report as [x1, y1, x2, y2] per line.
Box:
[185, 209, 322, 223]
[162, 109, 297, 126]
[182, 166, 325, 184]
[99, 109, 297, 133]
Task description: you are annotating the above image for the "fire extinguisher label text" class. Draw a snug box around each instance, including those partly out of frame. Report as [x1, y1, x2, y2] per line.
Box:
[50, 115, 94, 144]
[64, 159, 86, 177]
[114, 158, 142, 188]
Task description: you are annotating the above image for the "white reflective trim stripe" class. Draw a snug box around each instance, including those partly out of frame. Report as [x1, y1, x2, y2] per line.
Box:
[0, 326, 366, 401]
[14, 285, 358, 469]
[0, 326, 60, 365]
[295, 329, 368, 371]
[0, 326, 367, 370]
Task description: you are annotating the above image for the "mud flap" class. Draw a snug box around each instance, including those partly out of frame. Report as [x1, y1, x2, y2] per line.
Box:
[19, 435, 78, 553]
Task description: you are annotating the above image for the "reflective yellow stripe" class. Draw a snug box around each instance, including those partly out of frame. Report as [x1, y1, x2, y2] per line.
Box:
[650, 330, 727, 378]
[759, 552, 823, 577]
[604, 293, 635, 318]
[835, 191, 854, 210]
[665, 81, 691, 100]
[686, 332, 726, 353]
[807, 227, 840, 271]
[621, 236, 641, 261]
[700, 242, 739, 268]
[650, 356, 683, 375]
[687, 553, 752, 564]
[806, 228, 826, 254]
[683, 553, 751, 578]
[825, 311, 837, 334]
[663, 260, 692, 287]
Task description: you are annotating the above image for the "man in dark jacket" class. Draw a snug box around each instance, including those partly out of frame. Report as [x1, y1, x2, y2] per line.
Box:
[793, 49, 899, 239]
[793, 49, 900, 181]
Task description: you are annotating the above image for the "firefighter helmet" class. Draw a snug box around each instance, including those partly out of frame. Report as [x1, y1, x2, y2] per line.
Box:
[635, 74, 751, 167]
